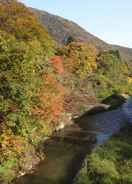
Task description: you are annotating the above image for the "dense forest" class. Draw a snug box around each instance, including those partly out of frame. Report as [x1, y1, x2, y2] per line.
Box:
[0, 0, 132, 183]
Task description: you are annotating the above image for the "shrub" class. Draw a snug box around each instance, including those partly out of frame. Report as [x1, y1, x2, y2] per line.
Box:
[75, 126, 132, 184]
[92, 50, 132, 100]
[57, 42, 97, 79]
[0, 1, 58, 182]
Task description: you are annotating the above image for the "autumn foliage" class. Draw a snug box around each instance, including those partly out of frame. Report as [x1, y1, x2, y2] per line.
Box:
[49, 56, 64, 74]
[58, 42, 97, 78]
[33, 73, 65, 121]
[1, 1, 132, 183]
[0, 0, 54, 55]
[0, 1, 60, 182]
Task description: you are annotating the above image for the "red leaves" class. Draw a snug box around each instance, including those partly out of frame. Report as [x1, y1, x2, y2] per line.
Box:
[32, 54, 66, 122]
[33, 73, 65, 121]
[49, 56, 64, 75]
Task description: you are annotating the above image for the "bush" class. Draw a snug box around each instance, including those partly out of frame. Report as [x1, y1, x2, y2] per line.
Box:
[92, 50, 132, 100]
[75, 126, 132, 184]
[57, 42, 97, 79]
[0, 1, 64, 182]
[0, 0, 54, 52]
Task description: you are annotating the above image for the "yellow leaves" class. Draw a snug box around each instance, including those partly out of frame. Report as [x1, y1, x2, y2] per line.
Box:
[61, 42, 97, 79]
[0, 0, 54, 51]
[0, 132, 26, 156]
[128, 77, 132, 84]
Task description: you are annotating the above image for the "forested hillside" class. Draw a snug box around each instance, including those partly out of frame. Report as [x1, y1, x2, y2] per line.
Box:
[32, 8, 132, 62]
[0, 1, 132, 183]
[0, 0, 63, 182]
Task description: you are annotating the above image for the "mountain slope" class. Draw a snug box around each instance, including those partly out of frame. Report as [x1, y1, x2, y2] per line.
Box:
[112, 45, 132, 62]
[32, 8, 132, 62]
[32, 8, 110, 50]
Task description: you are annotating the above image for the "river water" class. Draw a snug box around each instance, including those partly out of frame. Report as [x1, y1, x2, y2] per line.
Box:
[13, 99, 132, 184]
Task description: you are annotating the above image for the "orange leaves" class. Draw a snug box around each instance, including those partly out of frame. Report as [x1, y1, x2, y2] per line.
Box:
[31, 54, 66, 122]
[1, 133, 26, 155]
[33, 73, 65, 121]
[0, 0, 54, 50]
[49, 56, 64, 75]
[51, 95, 64, 119]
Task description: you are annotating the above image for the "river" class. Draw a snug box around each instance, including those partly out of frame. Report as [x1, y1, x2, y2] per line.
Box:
[13, 98, 132, 184]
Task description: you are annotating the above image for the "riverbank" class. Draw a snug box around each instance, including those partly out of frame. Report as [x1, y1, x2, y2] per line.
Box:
[12, 97, 131, 184]
[12, 120, 96, 184]
[75, 125, 132, 184]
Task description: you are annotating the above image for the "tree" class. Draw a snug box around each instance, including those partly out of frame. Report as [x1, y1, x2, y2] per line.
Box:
[66, 35, 76, 44]
[60, 42, 97, 79]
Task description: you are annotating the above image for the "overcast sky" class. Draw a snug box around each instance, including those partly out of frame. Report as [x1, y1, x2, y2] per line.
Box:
[20, 0, 132, 48]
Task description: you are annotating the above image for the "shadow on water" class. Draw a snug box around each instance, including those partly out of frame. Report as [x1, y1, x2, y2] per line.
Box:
[13, 132, 96, 184]
[13, 103, 127, 184]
